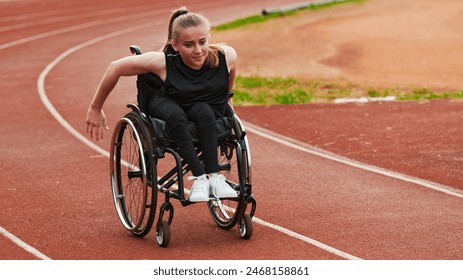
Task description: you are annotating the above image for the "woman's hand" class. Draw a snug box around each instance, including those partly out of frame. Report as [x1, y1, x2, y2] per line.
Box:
[86, 105, 109, 141]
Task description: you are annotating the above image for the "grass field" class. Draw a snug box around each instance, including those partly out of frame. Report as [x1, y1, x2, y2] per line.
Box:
[232, 76, 463, 105]
[214, 0, 463, 105]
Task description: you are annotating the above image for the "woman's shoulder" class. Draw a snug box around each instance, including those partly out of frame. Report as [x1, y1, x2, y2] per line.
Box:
[143, 51, 165, 60]
[134, 51, 166, 68]
[218, 44, 236, 55]
[140, 51, 166, 80]
[217, 44, 237, 64]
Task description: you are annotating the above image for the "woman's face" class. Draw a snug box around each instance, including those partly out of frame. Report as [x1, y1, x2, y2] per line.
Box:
[172, 24, 209, 70]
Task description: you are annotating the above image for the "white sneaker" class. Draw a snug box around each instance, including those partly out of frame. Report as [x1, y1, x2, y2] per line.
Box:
[188, 174, 210, 202]
[209, 173, 238, 198]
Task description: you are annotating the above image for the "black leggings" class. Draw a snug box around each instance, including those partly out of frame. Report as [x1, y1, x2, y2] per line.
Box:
[148, 95, 221, 176]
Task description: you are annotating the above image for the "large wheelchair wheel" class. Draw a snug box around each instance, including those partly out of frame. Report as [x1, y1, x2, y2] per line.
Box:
[208, 116, 252, 231]
[110, 111, 157, 237]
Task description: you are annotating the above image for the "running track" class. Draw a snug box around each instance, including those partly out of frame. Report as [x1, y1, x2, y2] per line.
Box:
[1, 0, 462, 261]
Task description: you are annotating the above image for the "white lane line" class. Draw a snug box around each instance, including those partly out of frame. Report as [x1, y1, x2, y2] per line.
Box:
[243, 121, 463, 199]
[0, 226, 51, 260]
[37, 22, 161, 159]
[0, 3, 167, 33]
[0, 8, 168, 50]
[218, 204, 360, 260]
[0, 9, 125, 33]
[253, 218, 361, 260]
[35, 18, 362, 262]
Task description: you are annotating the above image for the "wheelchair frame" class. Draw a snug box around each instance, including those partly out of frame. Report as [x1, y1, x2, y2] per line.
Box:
[108, 46, 256, 247]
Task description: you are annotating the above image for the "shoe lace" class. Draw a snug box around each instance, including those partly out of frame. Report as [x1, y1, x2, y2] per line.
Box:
[188, 174, 206, 179]
[214, 174, 227, 185]
[187, 176, 198, 181]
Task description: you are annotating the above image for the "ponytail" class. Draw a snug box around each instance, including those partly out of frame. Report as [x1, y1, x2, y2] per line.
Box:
[163, 7, 188, 52]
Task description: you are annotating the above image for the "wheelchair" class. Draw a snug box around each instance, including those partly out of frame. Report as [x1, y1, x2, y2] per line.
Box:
[108, 46, 256, 247]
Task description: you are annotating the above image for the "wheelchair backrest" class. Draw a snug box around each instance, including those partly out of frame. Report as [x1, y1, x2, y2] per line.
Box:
[130, 45, 164, 114]
[137, 72, 163, 113]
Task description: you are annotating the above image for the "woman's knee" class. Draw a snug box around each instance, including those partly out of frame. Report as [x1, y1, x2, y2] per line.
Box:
[150, 98, 187, 124]
[188, 102, 215, 124]
[167, 110, 188, 125]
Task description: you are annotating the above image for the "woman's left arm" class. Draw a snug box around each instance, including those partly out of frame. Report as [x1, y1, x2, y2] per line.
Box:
[222, 45, 237, 107]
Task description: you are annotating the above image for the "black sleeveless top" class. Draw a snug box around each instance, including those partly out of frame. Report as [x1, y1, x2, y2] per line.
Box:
[163, 50, 229, 115]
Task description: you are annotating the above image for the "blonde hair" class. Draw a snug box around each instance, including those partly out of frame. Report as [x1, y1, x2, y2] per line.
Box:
[163, 7, 222, 68]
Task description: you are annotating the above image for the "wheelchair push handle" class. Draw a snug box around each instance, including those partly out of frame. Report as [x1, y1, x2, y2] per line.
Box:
[130, 45, 142, 55]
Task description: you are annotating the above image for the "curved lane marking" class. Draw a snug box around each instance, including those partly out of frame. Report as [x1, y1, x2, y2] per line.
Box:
[0, 4, 166, 33]
[243, 121, 463, 199]
[37, 23, 158, 158]
[0, 9, 168, 50]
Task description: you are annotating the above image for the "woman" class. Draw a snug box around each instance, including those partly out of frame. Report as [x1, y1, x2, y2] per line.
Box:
[86, 7, 238, 202]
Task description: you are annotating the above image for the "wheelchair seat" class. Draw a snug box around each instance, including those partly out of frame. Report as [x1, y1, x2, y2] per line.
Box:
[149, 114, 232, 146]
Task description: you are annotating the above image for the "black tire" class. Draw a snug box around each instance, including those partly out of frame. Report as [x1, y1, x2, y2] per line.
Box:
[110, 112, 157, 237]
[239, 213, 253, 239]
[156, 221, 171, 247]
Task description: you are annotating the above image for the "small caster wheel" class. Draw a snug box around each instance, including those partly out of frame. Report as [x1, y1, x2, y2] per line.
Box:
[238, 213, 253, 239]
[156, 221, 171, 247]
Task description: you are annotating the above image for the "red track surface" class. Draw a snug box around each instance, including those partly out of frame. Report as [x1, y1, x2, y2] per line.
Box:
[1, 0, 462, 261]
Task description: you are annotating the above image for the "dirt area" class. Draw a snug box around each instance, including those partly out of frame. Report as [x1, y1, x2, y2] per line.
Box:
[213, 0, 463, 92]
[213, 0, 463, 189]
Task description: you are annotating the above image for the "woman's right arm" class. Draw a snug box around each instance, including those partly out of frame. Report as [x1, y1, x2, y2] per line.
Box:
[86, 52, 165, 141]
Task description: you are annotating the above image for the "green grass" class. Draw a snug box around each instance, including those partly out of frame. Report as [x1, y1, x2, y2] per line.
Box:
[233, 76, 310, 105]
[214, 0, 365, 31]
[214, 13, 284, 31]
[233, 75, 463, 105]
[397, 88, 463, 101]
